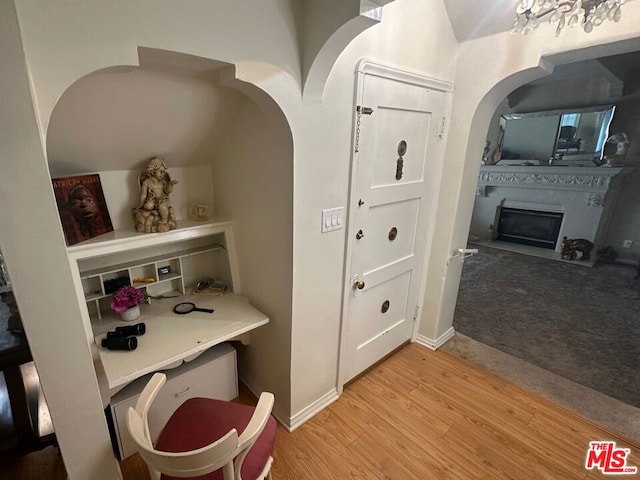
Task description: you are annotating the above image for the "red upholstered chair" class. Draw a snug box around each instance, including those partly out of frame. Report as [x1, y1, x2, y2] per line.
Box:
[126, 373, 276, 480]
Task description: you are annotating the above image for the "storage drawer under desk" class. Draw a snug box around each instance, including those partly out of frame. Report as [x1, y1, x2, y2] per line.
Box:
[109, 342, 238, 460]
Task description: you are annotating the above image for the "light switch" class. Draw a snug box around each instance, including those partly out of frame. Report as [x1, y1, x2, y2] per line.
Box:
[322, 207, 344, 233]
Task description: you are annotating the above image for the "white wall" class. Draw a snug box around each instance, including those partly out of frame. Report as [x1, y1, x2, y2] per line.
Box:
[0, 2, 121, 477]
[213, 97, 294, 421]
[604, 95, 640, 261]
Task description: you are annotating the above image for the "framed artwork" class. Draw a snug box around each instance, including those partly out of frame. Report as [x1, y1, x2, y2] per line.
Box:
[52, 174, 114, 246]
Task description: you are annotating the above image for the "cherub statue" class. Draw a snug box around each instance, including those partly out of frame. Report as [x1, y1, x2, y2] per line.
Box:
[132, 157, 178, 233]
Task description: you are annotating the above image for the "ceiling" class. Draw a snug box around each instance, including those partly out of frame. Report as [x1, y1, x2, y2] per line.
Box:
[441, 0, 640, 99]
[443, 0, 520, 42]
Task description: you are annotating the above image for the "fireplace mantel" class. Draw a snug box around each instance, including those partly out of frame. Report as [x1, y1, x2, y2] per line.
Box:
[471, 164, 633, 254]
[478, 165, 632, 193]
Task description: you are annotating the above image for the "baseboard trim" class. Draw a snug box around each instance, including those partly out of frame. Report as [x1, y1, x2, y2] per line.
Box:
[288, 388, 339, 432]
[416, 327, 456, 350]
[616, 258, 639, 267]
[239, 369, 339, 432]
[238, 369, 289, 430]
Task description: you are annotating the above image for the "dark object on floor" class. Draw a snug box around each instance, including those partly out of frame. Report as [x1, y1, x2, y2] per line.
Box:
[560, 237, 593, 260]
[597, 246, 618, 264]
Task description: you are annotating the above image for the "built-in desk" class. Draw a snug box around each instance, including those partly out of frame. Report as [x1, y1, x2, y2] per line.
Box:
[93, 293, 268, 391]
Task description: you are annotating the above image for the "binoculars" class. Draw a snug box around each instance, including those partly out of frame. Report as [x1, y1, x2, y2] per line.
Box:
[101, 322, 146, 351]
[101, 336, 137, 351]
[106, 323, 146, 337]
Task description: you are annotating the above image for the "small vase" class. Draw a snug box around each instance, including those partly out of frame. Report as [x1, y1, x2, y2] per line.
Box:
[120, 305, 141, 322]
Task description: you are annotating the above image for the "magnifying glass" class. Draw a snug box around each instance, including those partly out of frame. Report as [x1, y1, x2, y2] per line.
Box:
[173, 302, 214, 315]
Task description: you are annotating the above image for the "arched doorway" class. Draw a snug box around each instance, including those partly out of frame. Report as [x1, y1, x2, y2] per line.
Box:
[442, 47, 640, 442]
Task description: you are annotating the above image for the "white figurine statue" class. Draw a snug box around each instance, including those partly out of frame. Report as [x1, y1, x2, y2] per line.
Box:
[132, 157, 178, 233]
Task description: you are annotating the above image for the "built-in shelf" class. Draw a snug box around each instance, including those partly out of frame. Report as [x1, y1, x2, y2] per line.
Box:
[67, 218, 233, 261]
[71, 219, 238, 323]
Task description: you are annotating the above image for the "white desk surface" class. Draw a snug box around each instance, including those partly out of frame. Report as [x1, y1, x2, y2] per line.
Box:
[93, 293, 268, 390]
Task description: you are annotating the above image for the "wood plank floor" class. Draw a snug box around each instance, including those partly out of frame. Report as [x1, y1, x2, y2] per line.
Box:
[3, 342, 639, 479]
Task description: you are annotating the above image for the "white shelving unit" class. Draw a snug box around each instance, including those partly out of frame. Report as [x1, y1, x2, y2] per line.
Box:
[79, 244, 225, 319]
[64, 217, 269, 392]
[69, 219, 241, 326]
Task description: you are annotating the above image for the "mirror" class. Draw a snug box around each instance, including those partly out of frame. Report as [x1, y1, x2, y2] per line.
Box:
[497, 105, 615, 165]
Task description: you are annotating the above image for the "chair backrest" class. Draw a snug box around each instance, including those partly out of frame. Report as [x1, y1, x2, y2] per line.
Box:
[559, 126, 577, 140]
[126, 372, 275, 480]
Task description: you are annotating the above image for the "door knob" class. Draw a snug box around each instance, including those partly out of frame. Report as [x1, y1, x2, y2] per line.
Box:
[353, 280, 365, 290]
[356, 229, 365, 240]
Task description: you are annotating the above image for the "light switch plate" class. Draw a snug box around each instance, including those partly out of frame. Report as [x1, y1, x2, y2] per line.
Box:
[322, 207, 344, 233]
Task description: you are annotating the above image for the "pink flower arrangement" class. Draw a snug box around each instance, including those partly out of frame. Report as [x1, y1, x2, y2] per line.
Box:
[111, 285, 145, 313]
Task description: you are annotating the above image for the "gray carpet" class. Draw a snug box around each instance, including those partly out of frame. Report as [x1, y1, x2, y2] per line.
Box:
[453, 245, 640, 408]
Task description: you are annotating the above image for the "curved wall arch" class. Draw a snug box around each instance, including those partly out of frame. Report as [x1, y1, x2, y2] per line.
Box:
[420, 18, 640, 343]
[45, 49, 295, 419]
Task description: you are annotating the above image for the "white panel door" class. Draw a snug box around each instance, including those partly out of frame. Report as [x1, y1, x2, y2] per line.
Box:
[343, 67, 446, 382]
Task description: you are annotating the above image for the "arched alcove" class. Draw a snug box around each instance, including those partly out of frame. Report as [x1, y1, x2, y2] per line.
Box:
[46, 49, 295, 418]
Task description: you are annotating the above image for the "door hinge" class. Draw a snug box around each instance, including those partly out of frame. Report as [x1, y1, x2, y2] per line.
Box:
[413, 305, 420, 321]
[439, 116, 448, 139]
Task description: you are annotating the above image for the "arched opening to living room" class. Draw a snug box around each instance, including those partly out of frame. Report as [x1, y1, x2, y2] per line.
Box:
[443, 46, 640, 442]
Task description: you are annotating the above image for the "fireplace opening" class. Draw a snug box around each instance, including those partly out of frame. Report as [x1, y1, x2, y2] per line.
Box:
[497, 207, 563, 249]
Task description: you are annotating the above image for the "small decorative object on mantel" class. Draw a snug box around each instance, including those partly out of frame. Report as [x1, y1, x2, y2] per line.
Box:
[111, 285, 145, 322]
[132, 157, 178, 233]
[481, 140, 491, 165]
[492, 127, 504, 165]
[189, 200, 212, 222]
[602, 132, 630, 167]
[52, 174, 114, 246]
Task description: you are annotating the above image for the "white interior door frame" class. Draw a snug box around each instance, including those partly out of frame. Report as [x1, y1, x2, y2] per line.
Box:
[337, 60, 453, 393]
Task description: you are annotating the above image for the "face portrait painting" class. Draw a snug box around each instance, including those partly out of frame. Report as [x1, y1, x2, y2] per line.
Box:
[52, 174, 113, 246]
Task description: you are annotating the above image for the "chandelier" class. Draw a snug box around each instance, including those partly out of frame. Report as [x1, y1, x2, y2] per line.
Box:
[513, 0, 626, 35]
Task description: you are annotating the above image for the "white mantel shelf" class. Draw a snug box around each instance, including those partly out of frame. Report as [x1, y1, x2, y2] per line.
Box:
[478, 165, 633, 193]
[471, 163, 633, 253]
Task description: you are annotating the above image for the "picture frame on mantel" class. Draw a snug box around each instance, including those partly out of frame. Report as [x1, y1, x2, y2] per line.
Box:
[52, 173, 114, 246]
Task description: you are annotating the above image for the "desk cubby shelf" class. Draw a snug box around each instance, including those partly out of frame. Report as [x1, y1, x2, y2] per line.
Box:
[70, 219, 240, 323]
[79, 244, 225, 319]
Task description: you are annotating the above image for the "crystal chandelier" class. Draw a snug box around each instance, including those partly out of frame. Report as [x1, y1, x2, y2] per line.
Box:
[513, 0, 626, 36]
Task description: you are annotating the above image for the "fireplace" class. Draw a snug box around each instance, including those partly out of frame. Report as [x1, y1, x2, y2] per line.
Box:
[497, 207, 563, 249]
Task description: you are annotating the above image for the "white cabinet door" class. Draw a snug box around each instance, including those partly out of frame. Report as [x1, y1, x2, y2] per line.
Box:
[343, 68, 446, 382]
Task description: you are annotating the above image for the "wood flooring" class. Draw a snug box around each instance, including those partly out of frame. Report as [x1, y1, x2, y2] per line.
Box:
[3, 342, 639, 479]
